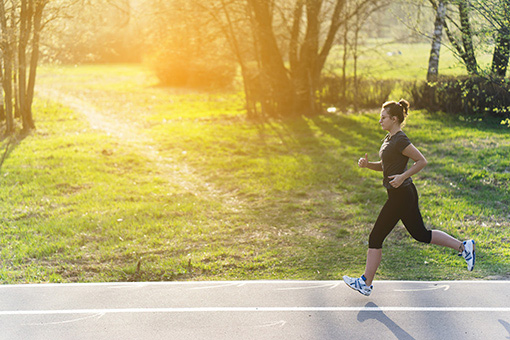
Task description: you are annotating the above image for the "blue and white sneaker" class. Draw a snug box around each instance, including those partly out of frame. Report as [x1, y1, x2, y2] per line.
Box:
[343, 275, 373, 296]
[459, 240, 475, 271]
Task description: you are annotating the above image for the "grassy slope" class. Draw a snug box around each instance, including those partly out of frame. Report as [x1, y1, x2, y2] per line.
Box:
[0, 62, 508, 283]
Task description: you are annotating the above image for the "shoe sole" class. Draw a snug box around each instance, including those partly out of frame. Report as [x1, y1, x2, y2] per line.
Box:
[343, 280, 371, 296]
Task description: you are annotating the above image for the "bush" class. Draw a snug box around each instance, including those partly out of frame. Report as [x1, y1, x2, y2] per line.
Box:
[149, 48, 237, 89]
[408, 76, 510, 117]
[145, 0, 237, 90]
[319, 76, 398, 110]
[357, 78, 398, 108]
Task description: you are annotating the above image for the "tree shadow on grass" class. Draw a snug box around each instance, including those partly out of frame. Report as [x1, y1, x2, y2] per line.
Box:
[263, 114, 385, 279]
[0, 132, 29, 174]
[269, 112, 509, 281]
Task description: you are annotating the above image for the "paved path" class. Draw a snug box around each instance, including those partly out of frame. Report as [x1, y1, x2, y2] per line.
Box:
[1, 280, 509, 340]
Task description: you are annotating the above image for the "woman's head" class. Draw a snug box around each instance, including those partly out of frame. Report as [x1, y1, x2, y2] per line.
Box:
[381, 99, 409, 125]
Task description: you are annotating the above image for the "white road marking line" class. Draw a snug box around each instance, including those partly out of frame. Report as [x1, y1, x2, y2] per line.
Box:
[1, 306, 510, 316]
[277, 283, 340, 291]
[189, 282, 247, 290]
[394, 284, 450, 292]
[22, 313, 105, 326]
[0, 280, 507, 289]
[256, 320, 287, 328]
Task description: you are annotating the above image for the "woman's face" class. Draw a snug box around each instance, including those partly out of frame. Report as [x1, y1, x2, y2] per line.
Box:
[379, 108, 397, 131]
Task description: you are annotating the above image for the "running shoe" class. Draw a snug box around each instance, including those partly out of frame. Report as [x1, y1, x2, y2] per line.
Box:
[343, 275, 373, 296]
[459, 240, 475, 271]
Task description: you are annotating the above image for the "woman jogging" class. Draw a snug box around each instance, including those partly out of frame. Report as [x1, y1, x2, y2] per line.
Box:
[343, 99, 475, 296]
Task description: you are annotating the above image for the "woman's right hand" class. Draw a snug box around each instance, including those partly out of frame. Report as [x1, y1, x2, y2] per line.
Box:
[358, 153, 368, 168]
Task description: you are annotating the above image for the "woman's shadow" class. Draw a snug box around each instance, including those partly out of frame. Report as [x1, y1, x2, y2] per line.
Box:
[357, 302, 416, 340]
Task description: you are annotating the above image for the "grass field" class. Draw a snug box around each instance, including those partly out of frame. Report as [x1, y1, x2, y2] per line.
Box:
[0, 59, 508, 283]
[329, 40, 493, 80]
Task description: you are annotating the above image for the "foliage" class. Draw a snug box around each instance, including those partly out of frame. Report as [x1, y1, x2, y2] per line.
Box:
[319, 76, 398, 110]
[144, 0, 236, 89]
[408, 76, 510, 117]
[148, 48, 236, 89]
[470, 0, 510, 76]
[43, 1, 142, 63]
[37, 0, 146, 63]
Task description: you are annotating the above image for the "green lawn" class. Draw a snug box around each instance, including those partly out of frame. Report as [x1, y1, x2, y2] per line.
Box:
[0, 62, 508, 283]
[328, 41, 493, 80]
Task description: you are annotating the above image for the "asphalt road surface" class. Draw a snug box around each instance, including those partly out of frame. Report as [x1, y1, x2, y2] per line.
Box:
[1, 280, 509, 340]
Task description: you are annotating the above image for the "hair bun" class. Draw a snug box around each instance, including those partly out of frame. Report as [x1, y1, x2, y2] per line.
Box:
[398, 99, 409, 114]
[398, 99, 409, 109]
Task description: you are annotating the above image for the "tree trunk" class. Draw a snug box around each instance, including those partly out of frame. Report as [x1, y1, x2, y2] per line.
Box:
[294, 0, 322, 114]
[289, 0, 305, 73]
[458, 0, 478, 75]
[0, 0, 14, 134]
[10, 2, 20, 120]
[26, 1, 46, 116]
[341, 20, 349, 106]
[247, 0, 294, 117]
[491, 27, 510, 77]
[19, 0, 30, 130]
[353, 15, 360, 111]
[0, 58, 4, 122]
[427, 0, 446, 82]
[291, 0, 347, 115]
[220, 0, 258, 118]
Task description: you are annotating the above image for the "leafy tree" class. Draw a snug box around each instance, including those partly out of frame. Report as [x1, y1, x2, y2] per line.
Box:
[427, 0, 510, 77]
[145, 0, 236, 88]
[0, 0, 52, 133]
[44, 0, 141, 63]
[228, 0, 387, 117]
[472, 0, 510, 77]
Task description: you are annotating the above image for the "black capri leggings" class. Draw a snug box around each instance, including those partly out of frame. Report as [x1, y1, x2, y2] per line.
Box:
[369, 183, 432, 249]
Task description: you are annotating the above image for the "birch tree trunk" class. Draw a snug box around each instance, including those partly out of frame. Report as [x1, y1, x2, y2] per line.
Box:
[427, 0, 446, 82]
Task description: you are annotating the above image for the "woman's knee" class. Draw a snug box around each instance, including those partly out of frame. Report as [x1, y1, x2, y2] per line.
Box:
[410, 229, 432, 244]
[368, 232, 384, 249]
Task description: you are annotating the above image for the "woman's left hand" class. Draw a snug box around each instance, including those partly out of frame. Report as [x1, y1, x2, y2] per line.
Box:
[388, 174, 405, 188]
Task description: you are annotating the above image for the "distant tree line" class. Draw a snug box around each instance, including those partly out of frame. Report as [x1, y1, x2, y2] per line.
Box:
[148, 0, 510, 118]
[146, 0, 391, 118]
[2, 0, 509, 130]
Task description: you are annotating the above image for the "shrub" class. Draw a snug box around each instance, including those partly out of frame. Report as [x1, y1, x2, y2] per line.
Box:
[408, 76, 510, 117]
[148, 44, 237, 89]
[145, 0, 237, 90]
[356, 78, 398, 108]
[319, 76, 398, 110]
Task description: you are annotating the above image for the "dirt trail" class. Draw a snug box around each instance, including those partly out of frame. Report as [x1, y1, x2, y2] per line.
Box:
[36, 87, 242, 211]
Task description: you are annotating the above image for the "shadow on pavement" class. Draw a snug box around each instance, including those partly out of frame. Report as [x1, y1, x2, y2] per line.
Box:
[499, 319, 510, 339]
[357, 302, 416, 340]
